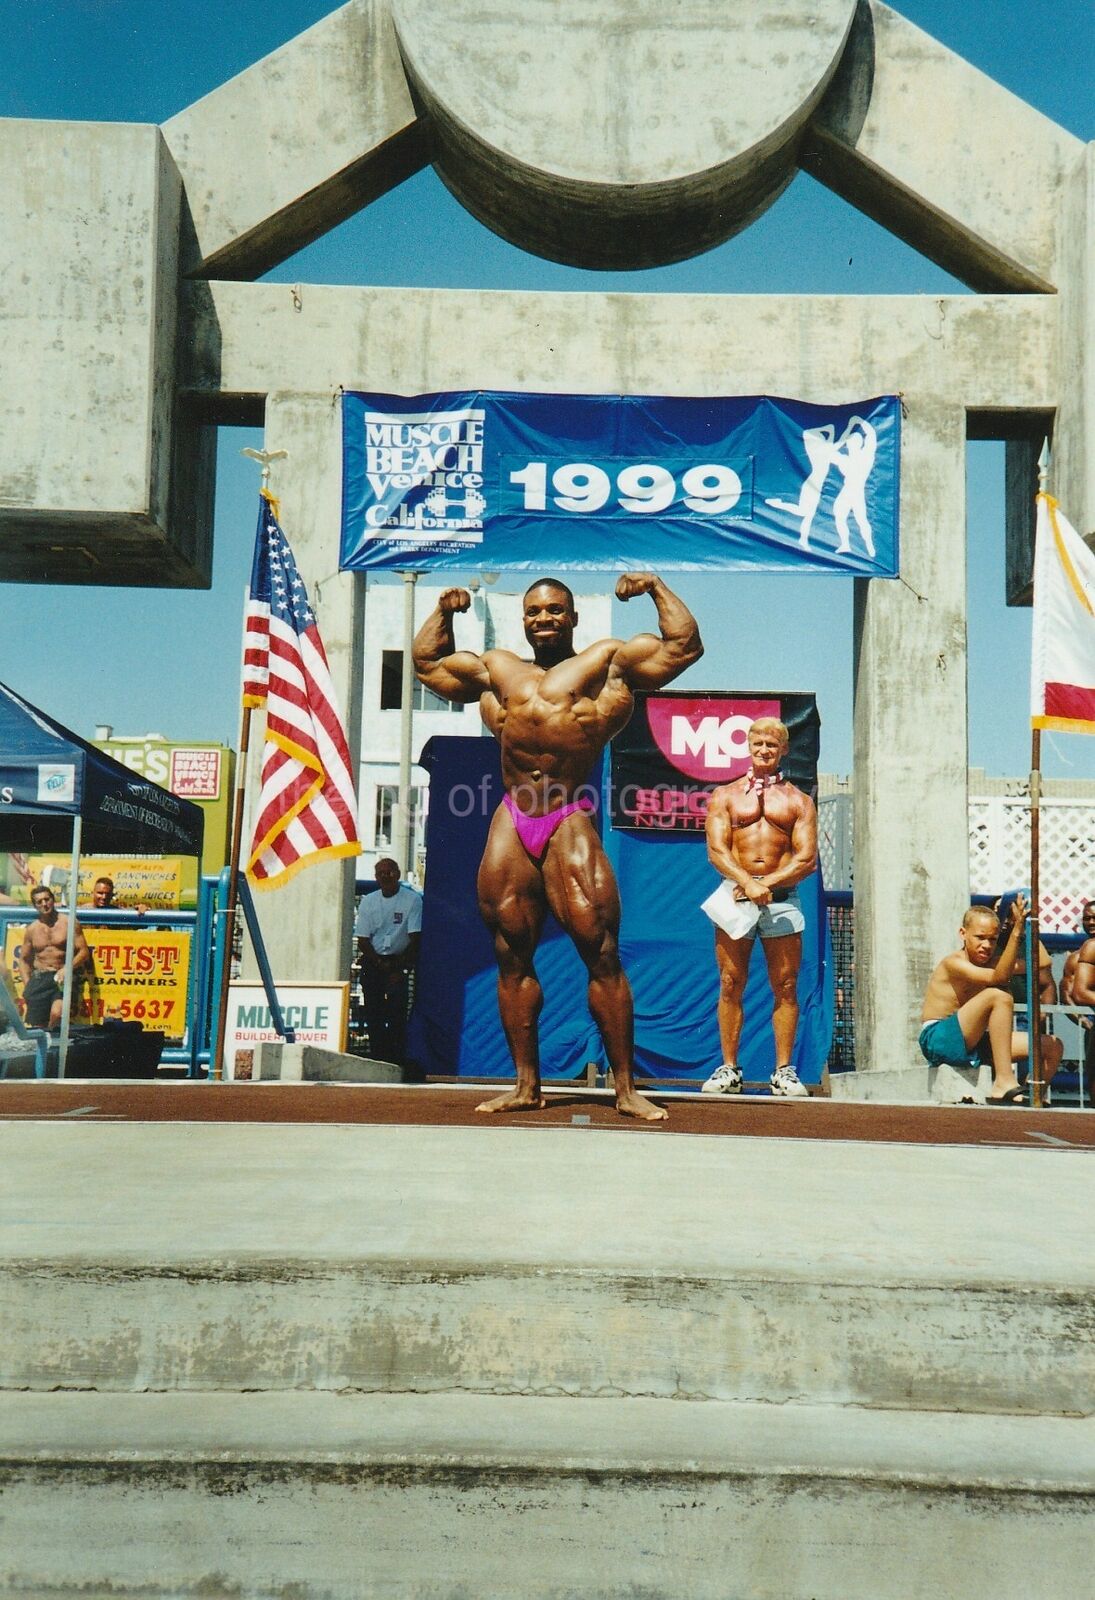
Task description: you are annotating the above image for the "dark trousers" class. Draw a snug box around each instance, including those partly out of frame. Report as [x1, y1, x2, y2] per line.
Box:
[361, 967, 409, 1064]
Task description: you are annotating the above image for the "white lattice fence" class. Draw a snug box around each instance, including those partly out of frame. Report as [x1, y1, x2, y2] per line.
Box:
[817, 795, 853, 891]
[819, 794, 1095, 926]
[968, 798, 1095, 932]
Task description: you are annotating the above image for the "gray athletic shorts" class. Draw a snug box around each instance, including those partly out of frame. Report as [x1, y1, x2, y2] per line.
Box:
[701, 882, 806, 941]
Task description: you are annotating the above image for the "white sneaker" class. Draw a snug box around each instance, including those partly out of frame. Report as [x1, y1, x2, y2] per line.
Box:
[770, 1064, 809, 1098]
[702, 1062, 742, 1095]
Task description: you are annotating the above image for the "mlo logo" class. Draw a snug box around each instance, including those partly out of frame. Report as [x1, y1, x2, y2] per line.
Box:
[646, 697, 781, 782]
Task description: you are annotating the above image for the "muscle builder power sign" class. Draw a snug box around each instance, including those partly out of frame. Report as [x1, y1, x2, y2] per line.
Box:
[609, 692, 819, 835]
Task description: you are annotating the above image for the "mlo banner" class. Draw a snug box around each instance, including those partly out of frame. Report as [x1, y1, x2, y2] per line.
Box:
[340, 391, 899, 578]
[609, 692, 820, 835]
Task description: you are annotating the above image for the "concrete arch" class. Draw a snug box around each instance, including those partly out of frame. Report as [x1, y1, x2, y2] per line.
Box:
[390, 0, 858, 269]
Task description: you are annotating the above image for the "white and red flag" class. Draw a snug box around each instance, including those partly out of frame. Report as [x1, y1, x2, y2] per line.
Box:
[1031, 493, 1095, 735]
[242, 490, 361, 887]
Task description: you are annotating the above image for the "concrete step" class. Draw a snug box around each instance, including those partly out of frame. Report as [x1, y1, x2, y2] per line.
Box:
[5, 1248, 1093, 1417]
[2, 1122, 1093, 1416]
[2, 1391, 1092, 1600]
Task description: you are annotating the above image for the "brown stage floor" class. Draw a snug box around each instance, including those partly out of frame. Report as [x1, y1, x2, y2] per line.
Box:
[0, 1079, 1092, 1151]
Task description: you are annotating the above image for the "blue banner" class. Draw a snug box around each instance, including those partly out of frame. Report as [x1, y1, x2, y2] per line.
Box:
[340, 391, 899, 577]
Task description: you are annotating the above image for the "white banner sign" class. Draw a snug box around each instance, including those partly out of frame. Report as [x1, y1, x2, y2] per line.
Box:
[224, 981, 349, 1080]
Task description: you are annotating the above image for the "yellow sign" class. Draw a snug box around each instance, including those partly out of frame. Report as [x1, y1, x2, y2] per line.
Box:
[93, 737, 233, 880]
[25, 855, 184, 911]
[3, 924, 191, 1042]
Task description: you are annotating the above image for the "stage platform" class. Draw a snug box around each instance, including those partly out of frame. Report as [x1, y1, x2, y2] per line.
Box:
[0, 1076, 1092, 1150]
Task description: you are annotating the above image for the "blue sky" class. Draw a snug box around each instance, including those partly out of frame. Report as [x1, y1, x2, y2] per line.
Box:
[2, 0, 1092, 778]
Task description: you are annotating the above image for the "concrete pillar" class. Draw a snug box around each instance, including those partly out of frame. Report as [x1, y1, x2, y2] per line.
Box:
[241, 392, 365, 984]
[1054, 143, 1095, 539]
[850, 404, 968, 1082]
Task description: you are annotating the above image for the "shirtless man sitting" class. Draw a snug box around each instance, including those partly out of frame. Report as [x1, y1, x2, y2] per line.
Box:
[18, 885, 91, 1031]
[919, 898, 1030, 1104]
[700, 717, 818, 1098]
[413, 573, 702, 1121]
[1064, 901, 1095, 1102]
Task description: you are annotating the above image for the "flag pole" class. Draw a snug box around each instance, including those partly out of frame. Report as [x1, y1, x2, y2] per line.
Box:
[211, 448, 287, 1082]
[1028, 439, 1051, 1108]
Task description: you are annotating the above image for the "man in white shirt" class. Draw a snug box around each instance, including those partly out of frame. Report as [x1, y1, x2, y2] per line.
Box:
[354, 858, 423, 1064]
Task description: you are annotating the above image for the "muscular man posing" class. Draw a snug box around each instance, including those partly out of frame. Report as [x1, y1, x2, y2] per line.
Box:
[700, 718, 818, 1097]
[413, 574, 702, 1121]
[18, 885, 91, 1030]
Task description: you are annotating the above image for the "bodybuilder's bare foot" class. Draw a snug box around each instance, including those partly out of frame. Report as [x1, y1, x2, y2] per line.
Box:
[476, 1088, 547, 1113]
[615, 1088, 668, 1122]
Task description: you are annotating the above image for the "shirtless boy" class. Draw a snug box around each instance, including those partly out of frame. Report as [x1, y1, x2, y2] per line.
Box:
[413, 573, 702, 1121]
[18, 885, 91, 1030]
[919, 897, 1030, 1104]
[701, 718, 818, 1097]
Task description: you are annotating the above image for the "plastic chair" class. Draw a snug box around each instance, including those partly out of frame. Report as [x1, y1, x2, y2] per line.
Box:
[0, 982, 49, 1078]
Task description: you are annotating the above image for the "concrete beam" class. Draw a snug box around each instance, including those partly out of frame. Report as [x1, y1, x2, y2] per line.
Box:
[0, 120, 212, 587]
[804, 2, 1085, 293]
[180, 282, 1060, 406]
[162, 0, 428, 279]
[390, 0, 857, 269]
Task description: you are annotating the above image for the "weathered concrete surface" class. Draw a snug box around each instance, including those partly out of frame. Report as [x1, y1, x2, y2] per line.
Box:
[1054, 142, 1095, 556]
[162, 0, 428, 278]
[392, 0, 857, 268]
[2, 1391, 1093, 1600]
[180, 284, 1060, 402]
[804, 2, 1084, 293]
[1, 1122, 1092, 1414]
[853, 408, 968, 1072]
[0, 120, 207, 585]
[255, 1040, 410, 1081]
[5, 1245, 1092, 1415]
[829, 1061, 986, 1106]
[829, 1065, 930, 1101]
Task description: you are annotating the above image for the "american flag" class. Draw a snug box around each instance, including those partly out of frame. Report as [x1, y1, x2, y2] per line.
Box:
[242, 491, 361, 887]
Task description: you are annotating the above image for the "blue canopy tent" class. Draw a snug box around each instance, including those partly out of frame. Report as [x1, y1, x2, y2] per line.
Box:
[0, 680, 204, 1074]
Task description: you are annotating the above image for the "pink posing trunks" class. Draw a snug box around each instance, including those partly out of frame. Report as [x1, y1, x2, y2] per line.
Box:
[503, 792, 595, 860]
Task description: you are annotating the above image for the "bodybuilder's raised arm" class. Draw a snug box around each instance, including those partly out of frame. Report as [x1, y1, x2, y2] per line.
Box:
[609, 574, 703, 691]
[412, 588, 491, 704]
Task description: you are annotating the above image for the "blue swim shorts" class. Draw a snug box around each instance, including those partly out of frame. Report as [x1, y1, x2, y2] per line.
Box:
[918, 1013, 980, 1069]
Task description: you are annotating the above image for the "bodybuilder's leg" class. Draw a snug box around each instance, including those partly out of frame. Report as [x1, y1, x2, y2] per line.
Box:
[761, 933, 802, 1066]
[476, 803, 547, 1112]
[543, 815, 666, 1123]
[714, 929, 753, 1064]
